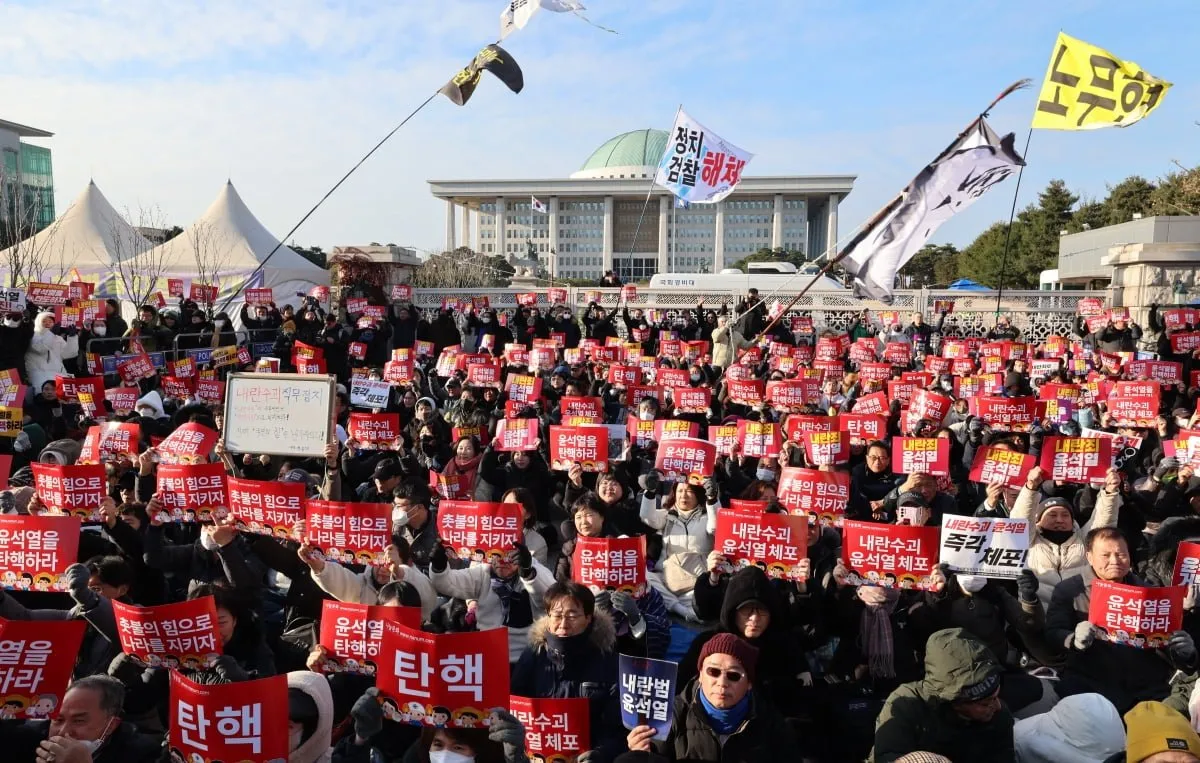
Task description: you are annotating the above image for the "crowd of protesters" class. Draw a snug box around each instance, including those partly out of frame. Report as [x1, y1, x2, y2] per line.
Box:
[3, 283, 1200, 763]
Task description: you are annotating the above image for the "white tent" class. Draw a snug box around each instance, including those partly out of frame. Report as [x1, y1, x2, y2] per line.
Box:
[124, 180, 329, 314]
[0, 180, 151, 281]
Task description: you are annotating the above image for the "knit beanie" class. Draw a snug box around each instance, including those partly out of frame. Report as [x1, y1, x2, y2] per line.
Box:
[1125, 701, 1200, 762]
[1034, 496, 1073, 524]
[698, 633, 759, 684]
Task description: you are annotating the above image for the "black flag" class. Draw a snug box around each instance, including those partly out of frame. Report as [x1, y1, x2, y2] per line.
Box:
[439, 44, 524, 106]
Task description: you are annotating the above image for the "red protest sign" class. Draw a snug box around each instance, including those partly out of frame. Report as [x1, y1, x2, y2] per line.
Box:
[572, 536, 646, 594]
[431, 471, 470, 501]
[976, 396, 1038, 432]
[156, 463, 228, 522]
[838, 413, 887, 446]
[348, 412, 401, 450]
[189, 283, 219, 303]
[0, 514, 79, 592]
[1174, 542, 1200, 586]
[157, 422, 219, 465]
[1040, 437, 1111, 484]
[504, 374, 542, 405]
[842, 520, 940, 589]
[1108, 381, 1161, 427]
[652, 419, 699, 443]
[305, 500, 391, 566]
[195, 379, 224, 405]
[467, 362, 503, 389]
[54, 375, 102, 405]
[906, 389, 951, 428]
[318, 600, 421, 674]
[882, 342, 912, 366]
[1129, 360, 1183, 385]
[737, 421, 781, 459]
[672, 386, 710, 414]
[0, 619, 86, 718]
[160, 375, 194, 400]
[707, 424, 738, 456]
[377, 624, 510, 725]
[968, 445, 1036, 488]
[167, 278, 184, 297]
[1088, 580, 1185, 649]
[765, 379, 818, 413]
[894, 437, 950, 476]
[494, 418, 540, 451]
[549, 426, 608, 472]
[169, 671, 289, 760]
[559, 396, 603, 421]
[715, 509, 808, 581]
[436, 501, 523, 560]
[727, 379, 766, 407]
[78, 422, 140, 465]
[1170, 333, 1200, 354]
[777, 467, 849, 527]
[226, 476, 305, 537]
[803, 430, 849, 466]
[510, 696, 591, 760]
[784, 415, 836, 443]
[116, 353, 157, 385]
[26, 282, 69, 306]
[244, 287, 274, 306]
[114, 596, 222, 665]
[388, 283, 413, 302]
[655, 437, 715, 485]
[102, 386, 139, 415]
[30, 463, 105, 520]
[852, 391, 888, 416]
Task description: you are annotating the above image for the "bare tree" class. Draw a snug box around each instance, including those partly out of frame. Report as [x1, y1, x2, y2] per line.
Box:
[110, 205, 166, 309]
[411, 247, 516, 289]
[0, 166, 60, 288]
[186, 219, 233, 302]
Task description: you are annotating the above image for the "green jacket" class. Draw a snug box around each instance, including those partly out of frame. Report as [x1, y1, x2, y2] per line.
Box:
[871, 628, 1015, 763]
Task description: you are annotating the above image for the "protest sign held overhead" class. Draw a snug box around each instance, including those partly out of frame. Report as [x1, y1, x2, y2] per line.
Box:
[939, 516, 1030, 579]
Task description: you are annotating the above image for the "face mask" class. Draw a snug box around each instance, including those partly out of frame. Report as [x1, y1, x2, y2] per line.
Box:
[1178, 419, 1191, 428]
[430, 752, 475, 763]
[199, 530, 221, 552]
[137, 407, 155, 418]
[481, 317, 492, 324]
[690, 373, 702, 383]
[940, 381, 952, 391]
[639, 411, 655, 421]
[80, 717, 116, 755]
[289, 726, 304, 752]
[3, 319, 19, 328]
[94, 326, 107, 336]
[957, 575, 987, 593]
[756, 468, 775, 483]
[215, 320, 226, 328]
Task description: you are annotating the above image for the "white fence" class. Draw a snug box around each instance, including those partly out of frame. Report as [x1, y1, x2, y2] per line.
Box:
[409, 286, 1108, 343]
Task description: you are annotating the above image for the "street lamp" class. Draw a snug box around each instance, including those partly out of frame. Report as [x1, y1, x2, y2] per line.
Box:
[1175, 277, 1189, 305]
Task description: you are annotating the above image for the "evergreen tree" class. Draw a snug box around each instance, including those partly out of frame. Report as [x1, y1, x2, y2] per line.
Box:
[1103, 176, 1156, 225]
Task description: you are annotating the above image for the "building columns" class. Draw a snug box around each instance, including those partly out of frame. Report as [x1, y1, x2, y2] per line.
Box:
[549, 196, 560, 277]
[444, 200, 456, 252]
[460, 205, 470, 252]
[713, 201, 725, 271]
[772, 193, 784, 250]
[827, 193, 840, 256]
[602, 195, 614, 274]
[657, 195, 669, 274]
[471, 208, 480, 252]
[496, 196, 506, 257]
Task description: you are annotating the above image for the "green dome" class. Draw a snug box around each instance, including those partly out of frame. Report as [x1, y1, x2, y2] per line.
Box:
[578, 129, 668, 172]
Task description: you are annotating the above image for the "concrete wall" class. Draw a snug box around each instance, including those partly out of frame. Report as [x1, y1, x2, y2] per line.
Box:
[1059, 216, 1200, 281]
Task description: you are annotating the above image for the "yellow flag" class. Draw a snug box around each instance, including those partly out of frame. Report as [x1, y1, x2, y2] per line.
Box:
[1032, 32, 1170, 130]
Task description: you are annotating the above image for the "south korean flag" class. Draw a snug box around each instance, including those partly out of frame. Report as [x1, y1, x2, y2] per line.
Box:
[531, 196, 548, 214]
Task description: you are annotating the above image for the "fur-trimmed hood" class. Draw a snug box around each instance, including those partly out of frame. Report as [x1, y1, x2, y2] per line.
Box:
[1140, 515, 1200, 586]
[527, 608, 616, 653]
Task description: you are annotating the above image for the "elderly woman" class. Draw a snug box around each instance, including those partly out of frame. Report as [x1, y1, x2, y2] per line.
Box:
[625, 633, 795, 763]
[638, 471, 719, 620]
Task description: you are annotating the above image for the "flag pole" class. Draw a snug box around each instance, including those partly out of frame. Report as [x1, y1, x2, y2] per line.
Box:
[992, 127, 1034, 322]
[732, 79, 1031, 360]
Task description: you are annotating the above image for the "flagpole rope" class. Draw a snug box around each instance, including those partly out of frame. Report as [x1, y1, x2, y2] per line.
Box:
[217, 91, 440, 314]
[993, 126, 1035, 323]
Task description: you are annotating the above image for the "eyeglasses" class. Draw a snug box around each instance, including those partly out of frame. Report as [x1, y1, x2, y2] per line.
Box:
[548, 611, 584, 622]
[703, 666, 745, 683]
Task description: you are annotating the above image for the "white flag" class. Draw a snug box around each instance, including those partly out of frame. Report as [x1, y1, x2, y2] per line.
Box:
[655, 108, 753, 204]
[500, 0, 585, 40]
[840, 118, 1024, 304]
[531, 196, 548, 214]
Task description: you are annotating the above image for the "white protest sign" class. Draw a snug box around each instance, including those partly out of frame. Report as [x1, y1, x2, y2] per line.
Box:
[0, 288, 26, 313]
[222, 373, 335, 457]
[939, 515, 1030, 579]
[350, 378, 392, 409]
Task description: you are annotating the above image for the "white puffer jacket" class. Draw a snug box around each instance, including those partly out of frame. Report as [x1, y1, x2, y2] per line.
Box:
[25, 313, 78, 390]
[640, 492, 718, 578]
[1011, 484, 1119, 612]
[1014, 692, 1125, 763]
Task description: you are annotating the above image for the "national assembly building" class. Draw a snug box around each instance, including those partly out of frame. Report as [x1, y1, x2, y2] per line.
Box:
[428, 128, 855, 281]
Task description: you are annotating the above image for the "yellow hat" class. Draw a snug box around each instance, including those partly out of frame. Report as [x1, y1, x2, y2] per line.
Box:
[1125, 701, 1200, 762]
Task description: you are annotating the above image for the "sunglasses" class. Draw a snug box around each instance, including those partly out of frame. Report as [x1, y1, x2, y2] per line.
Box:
[703, 666, 745, 683]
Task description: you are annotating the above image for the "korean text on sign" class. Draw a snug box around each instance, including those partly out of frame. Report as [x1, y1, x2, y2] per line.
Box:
[939, 516, 1030, 580]
[1088, 580, 1185, 649]
[618, 654, 677, 740]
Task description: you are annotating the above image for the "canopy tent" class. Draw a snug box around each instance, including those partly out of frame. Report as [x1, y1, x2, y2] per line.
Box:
[947, 278, 991, 291]
[0, 180, 151, 284]
[122, 181, 329, 315]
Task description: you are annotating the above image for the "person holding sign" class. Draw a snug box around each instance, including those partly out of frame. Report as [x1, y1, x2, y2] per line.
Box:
[638, 470, 719, 622]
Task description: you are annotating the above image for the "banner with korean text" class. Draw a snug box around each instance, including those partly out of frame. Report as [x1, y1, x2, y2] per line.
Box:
[939, 516, 1030, 579]
[842, 521, 939, 589]
[714, 510, 807, 581]
[436, 501, 524, 561]
[226, 476, 305, 537]
[114, 596, 223, 666]
[156, 463, 228, 522]
[169, 671, 289, 761]
[573, 536, 646, 594]
[0, 619, 86, 718]
[305, 500, 391, 566]
[1088, 580, 1185, 649]
[30, 463, 105, 520]
[777, 467, 850, 527]
[654, 437, 715, 484]
[549, 425, 608, 472]
[968, 446, 1035, 488]
[0, 515, 78, 592]
[510, 696, 591, 762]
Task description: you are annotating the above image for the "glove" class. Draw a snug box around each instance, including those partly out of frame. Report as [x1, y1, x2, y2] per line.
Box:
[1169, 630, 1198, 666]
[1072, 621, 1098, 651]
[488, 709, 529, 763]
[211, 654, 249, 683]
[1154, 458, 1181, 480]
[62, 563, 98, 610]
[611, 590, 643, 627]
[1016, 569, 1039, 604]
[638, 470, 661, 497]
[431, 542, 449, 573]
[593, 590, 612, 613]
[351, 687, 384, 741]
[703, 478, 718, 503]
[108, 653, 149, 685]
[514, 543, 533, 580]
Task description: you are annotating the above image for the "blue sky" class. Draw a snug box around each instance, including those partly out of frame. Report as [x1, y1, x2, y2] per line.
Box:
[1, 0, 1196, 258]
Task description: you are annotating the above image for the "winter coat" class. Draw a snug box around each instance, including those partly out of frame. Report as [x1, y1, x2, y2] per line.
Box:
[429, 560, 555, 662]
[711, 325, 751, 368]
[312, 560, 437, 620]
[871, 628, 1014, 763]
[909, 578, 1044, 669]
[1014, 692, 1125, 763]
[25, 318, 79, 389]
[1011, 484, 1119, 612]
[512, 612, 624, 761]
[1138, 516, 1200, 586]
[289, 670, 335, 763]
[652, 678, 796, 763]
[0, 717, 162, 763]
[0, 320, 33, 382]
[639, 494, 718, 582]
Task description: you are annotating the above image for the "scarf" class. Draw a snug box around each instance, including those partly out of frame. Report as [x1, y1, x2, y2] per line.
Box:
[857, 586, 900, 680]
[698, 688, 751, 735]
[490, 574, 533, 628]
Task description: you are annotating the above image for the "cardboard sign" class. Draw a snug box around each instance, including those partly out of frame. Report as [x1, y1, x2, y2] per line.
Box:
[157, 422, 220, 465]
[350, 379, 392, 409]
[906, 389, 951, 429]
[1108, 381, 1161, 427]
[436, 501, 523, 561]
[894, 437, 951, 476]
[803, 430, 849, 466]
[573, 536, 646, 593]
[976, 396, 1038, 432]
[510, 696, 591, 761]
[318, 600, 421, 674]
[777, 467, 849, 527]
[1088, 580, 1185, 649]
[30, 463, 105, 520]
[305, 500, 391, 566]
[968, 445, 1036, 488]
[841, 521, 939, 589]
[169, 671, 288, 760]
[559, 396, 603, 421]
[1129, 360, 1183, 385]
[377, 624, 510, 726]
[619, 654, 676, 740]
[715, 510, 807, 580]
[737, 421, 781, 459]
[156, 463, 228, 522]
[549, 425, 608, 472]
[114, 596, 223, 666]
[226, 476, 305, 537]
[939, 516, 1030, 579]
[0, 619, 87, 718]
[654, 436, 715, 484]
[0, 514, 79, 592]
[1040, 436, 1111, 484]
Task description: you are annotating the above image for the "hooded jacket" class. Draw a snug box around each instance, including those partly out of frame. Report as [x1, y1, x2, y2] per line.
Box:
[0, 317, 33, 382]
[429, 560, 556, 662]
[38, 438, 83, 467]
[1014, 692, 1125, 763]
[288, 669, 334, 763]
[871, 628, 1014, 763]
[25, 312, 79, 389]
